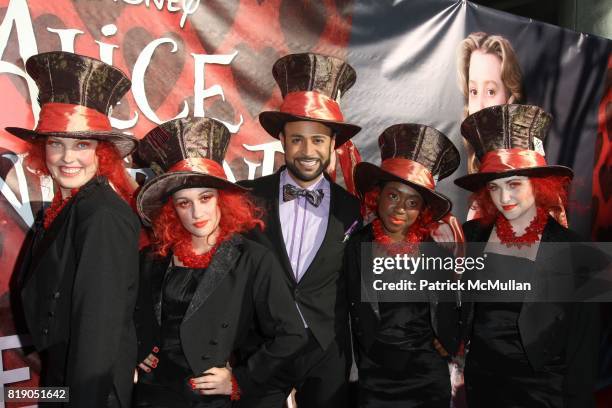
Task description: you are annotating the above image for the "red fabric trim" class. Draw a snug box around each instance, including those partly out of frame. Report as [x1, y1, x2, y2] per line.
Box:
[280, 91, 344, 122]
[479, 148, 547, 173]
[36, 102, 111, 133]
[167, 158, 226, 179]
[380, 158, 435, 189]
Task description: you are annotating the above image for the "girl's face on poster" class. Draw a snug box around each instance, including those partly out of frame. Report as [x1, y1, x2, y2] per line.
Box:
[377, 181, 424, 241]
[468, 50, 510, 114]
[173, 187, 221, 239]
[486, 175, 536, 222]
[45, 136, 99, 198]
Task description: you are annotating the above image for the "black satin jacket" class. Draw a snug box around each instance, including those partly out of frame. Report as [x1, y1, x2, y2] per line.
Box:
[461, 217, 606, 407]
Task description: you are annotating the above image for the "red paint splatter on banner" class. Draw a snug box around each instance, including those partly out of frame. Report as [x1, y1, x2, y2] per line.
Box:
[592, 54, 612, 241]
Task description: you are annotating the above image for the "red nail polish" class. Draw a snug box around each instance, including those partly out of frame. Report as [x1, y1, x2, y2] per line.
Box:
[152, 346, 159, 353]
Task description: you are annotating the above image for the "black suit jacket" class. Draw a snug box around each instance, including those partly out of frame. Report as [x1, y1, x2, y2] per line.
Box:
[134, 235, 307, 397]
[461, 217, 603, 407]
[238, 170, 362, 350]
[20, 177, 140, 408]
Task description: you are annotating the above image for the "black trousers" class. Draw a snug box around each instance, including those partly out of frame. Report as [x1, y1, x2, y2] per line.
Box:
[236, 329, 351, 408]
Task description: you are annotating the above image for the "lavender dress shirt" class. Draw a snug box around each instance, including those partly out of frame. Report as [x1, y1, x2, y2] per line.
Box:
[278, 169, 330, 283]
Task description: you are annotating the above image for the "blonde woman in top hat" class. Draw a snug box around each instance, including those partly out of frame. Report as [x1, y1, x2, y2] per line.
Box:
[132, 117, 306, 408]
[346, 124, 462, 407]
[9, 52, 141, 407]
[455, 104, 601, 407]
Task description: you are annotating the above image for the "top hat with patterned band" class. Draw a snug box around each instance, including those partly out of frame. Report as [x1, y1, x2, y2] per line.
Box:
[5, 51, 136, 157]
[258, 52, 361, 147]
[355, 123, 460, 221]
[453, 104, 574, 192]
[135, 117, 248, 226]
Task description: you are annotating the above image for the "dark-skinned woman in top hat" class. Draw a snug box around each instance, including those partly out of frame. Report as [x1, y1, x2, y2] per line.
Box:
[132, 117, 306, 408]
[346, 124, 463, 407]
[9, 51, 141, 408]
[455, 104, 603, 407]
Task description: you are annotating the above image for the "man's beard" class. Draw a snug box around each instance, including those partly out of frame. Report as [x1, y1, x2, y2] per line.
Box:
[285, 155, 331, 183]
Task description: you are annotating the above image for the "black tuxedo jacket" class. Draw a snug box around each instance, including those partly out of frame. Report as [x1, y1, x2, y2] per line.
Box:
[461, 217, 604, 407]
[134, 236, 307, 397]
[238, 170, 362, 350]
[20, 177, 140, 408]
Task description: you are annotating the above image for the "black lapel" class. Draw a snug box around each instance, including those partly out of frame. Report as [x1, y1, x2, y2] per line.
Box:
[359, 226, 380, 318]
[182, 235, 242, 323]
[26, 177, 104, 276]
[462, 219, 493, 336]
[266, 170, 298, 283]
[299, 180, 339, 281]
[520, 217, 570, 314]
[150, 255, 171, 326]
[19, 213, 48, 288]
[27, 199, 74, 276]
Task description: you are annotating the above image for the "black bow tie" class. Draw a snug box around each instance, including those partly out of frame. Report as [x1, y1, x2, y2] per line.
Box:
[283, 184, 324, 207]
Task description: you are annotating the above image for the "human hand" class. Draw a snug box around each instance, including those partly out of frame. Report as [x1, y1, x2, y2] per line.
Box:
[430, 222, 455, 254]
[190, 367, 233, 395]
[138, 347, 159, 373]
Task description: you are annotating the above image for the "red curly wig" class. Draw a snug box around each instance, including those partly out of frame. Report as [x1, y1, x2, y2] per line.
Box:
[25, 138, 135, 204]
[151, 189, 265, 257]
[471, 175, 572, 225]
[363, 184, 435, 237]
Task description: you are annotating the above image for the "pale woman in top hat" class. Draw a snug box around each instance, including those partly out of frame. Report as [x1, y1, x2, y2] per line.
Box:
[455, 104, 601, 407]
[132, 117, 306, 408]
[9, 52, 141, 407]
[347, 124, 462, 407]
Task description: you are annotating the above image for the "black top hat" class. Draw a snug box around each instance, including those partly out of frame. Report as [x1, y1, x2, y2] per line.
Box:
[355, 123, 460, 221]
[258, 53, 361, 147]
[5, 51, 136, 157]
[135, 117, 247, 226]
[454, 104, 574, 192]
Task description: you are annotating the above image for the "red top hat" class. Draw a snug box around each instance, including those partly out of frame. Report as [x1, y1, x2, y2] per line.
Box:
[5, 51, 136, 157]
[258, 53, 361, 148]
[454, 104, 573, 192]
[135, 117, 248, 226]
[355, 123, 460, 221]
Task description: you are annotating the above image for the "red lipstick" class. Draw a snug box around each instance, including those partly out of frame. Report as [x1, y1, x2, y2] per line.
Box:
[502, 204, 517, 211]
[193, 220, 208, 228]
[389, 216, 405, 225]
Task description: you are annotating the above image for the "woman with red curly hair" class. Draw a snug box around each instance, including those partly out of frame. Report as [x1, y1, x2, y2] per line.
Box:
[346, 123, 462, 407]
[8, 52, 140, 408]
[455, 104, 600, 407]
[132, 117, 306, 408]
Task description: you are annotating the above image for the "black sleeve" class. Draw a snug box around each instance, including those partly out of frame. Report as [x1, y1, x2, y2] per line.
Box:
[429, 243, 462, 356]
[134, 250, 162, 362]
[66, 209, 139, 408]
[345, 233, 364, 366]
[232, 252, 307, 396]
[564, 302, 600, 407]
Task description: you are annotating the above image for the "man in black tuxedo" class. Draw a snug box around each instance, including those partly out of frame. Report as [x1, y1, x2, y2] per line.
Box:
[237, 52, 362, 408]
